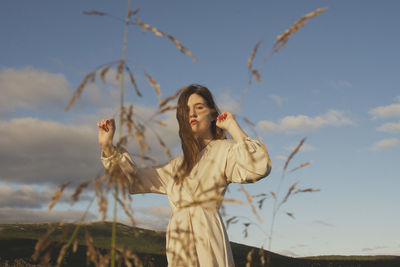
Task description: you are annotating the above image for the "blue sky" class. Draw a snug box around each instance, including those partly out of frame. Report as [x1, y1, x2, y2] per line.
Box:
[1, 0, 399, 257]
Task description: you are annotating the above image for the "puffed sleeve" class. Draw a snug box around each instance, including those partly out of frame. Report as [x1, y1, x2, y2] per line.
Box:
[225, 137, 271, 183]
[101, 148, 177, 194]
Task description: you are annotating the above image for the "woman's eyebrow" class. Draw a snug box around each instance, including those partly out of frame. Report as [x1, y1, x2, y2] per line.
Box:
[188, 102, 206, 107]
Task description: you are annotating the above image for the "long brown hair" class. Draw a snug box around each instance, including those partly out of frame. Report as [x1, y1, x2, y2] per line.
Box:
[175, 84, 226, 184]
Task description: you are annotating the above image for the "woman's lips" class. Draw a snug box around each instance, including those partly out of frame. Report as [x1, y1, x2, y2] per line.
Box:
[190, 119, 198, 125]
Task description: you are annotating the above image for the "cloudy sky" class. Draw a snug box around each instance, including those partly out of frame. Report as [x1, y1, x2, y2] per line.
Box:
[1, 0, 399, 257]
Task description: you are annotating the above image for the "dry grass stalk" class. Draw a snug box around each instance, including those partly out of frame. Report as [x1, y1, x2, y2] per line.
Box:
[290, 160, 312, 172]
[153, 131, 172, 159]
[71, 181, 90, 203]
[246, 248, 255, 267]
[121, 248, 143, 267]
[226, 216, 239, 229]
[48, 181, 70, 210]
[85, 230, 100, 266]
[295, 188, 320, 194]
[154, 120, 167, 127]
[134, 18, 198, 62]
[241, 186, 263, 223]
[281, 182, 298, 205]
[144, 72, 162, 103]
[65, 72, 95, 111]
[115, 59, 125, 82]
[125, 105, 149, 153]
[158, 104, 177, 114]
[33, 225, 57, 261]
[117, 197, 136, 226]
[159, 87, 185, 108]
[243, 223, 250, 238]
[251, 69, 262, 83]
[286, 212, 295, 219]
[128, 8, 139, 18]
[248, 40, 263, 69]
[82, 10, 106, 16]
[257, 197, 267, 209]
[125, 66, 142, 97]
[73, 239, 78, 253]
[99, 66, 110, 84]
[56, 243, 70, 266]
[95, 176, 108, 220]
[274, 7, 328, 52]
[283, 137, 306, 171]
[243, 117, 256, 127]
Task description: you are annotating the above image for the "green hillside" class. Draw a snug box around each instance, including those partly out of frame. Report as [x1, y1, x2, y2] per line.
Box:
[0, 222, 399, 266]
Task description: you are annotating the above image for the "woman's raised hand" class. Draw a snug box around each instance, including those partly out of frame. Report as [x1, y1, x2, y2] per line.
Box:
[97, 118, 116, 155]
[216, 111, 235, 131]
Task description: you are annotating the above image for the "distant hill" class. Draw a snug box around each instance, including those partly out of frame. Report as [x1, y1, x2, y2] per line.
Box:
[0, 222, 399, 266]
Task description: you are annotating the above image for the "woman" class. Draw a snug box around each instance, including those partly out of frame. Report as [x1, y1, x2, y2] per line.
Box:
[98, 84, 271, 267]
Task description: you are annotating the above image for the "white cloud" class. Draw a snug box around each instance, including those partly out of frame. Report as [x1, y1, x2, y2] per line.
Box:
[370, 138, 399, 151]
[0, 67, 70, 114]
[0, 106, 181, 185]
[377, 121, 400, 133]
[0, 208, 96, 223]
[216, 89, 241, 114]
[257, 110, 353, 133]
[0, 117, 100, 184]
[0, 185, 91, 209]
[269, 94, 286, 106]
[369, 103, 400, 119]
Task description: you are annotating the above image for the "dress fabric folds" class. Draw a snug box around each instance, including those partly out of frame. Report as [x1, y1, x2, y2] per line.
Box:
[101, 137, 270, 267]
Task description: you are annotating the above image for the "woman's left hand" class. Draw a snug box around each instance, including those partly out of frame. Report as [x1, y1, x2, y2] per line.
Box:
[216, 111, 235, 131]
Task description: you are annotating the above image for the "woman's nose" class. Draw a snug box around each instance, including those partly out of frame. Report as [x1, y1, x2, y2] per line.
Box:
[189, 109, 197, 117]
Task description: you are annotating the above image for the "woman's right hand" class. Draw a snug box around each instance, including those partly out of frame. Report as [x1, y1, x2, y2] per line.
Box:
[97, 118, 116, 156]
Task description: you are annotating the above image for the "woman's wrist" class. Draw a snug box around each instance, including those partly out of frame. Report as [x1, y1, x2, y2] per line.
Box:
[101, 144, 115, 157]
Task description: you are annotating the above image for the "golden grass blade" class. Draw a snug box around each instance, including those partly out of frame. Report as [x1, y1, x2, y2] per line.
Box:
[71, 181, 90, 203]
[158, 105, 177, 114]
[82, 10, 106, 16]
[286, 212, 295, 219]
[153, 131, 172, 159]
[135, 18, 198, 62]
[125, 66, 142, 97]
[281, 182, 298, 205]
[248, 39, 263, 69]
[85, 230, 99, 266]
[144, 72, 162, 102]
[128, 8, 139, 17]
[33, 225, 57, 260]
[246, 248, 255, 267]
[159, 87, 185, 108]
[73, 239, 78, 253]
[257, 197, 267, 209]
[243, 117, 256, 127]
[295, 188, 320, 194]
[251, 69, 262, 83]
[117, 197, 136, 226]
[154, 120, 167, 127]
[290, 161, 313, 173]
[241, 186, 263, 223]
[283, 137, 306, 171]
[274, 7, 328, 52]
[226, 216, 239, 229]
[65, 72, 95, 111]
[99, 66, 110, 84]
[115, 59, 125, 82]
[270, 191, 276, 200]
[48, 181, 70, 210]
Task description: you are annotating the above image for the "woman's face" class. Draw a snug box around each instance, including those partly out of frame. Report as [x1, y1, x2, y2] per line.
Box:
[187, 93, 214, 140]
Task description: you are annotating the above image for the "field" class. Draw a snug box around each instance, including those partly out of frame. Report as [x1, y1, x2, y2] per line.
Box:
[0, 222, 399, 267]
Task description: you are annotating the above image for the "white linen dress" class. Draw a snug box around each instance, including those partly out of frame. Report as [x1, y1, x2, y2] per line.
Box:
[101, 137, 271, 267]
